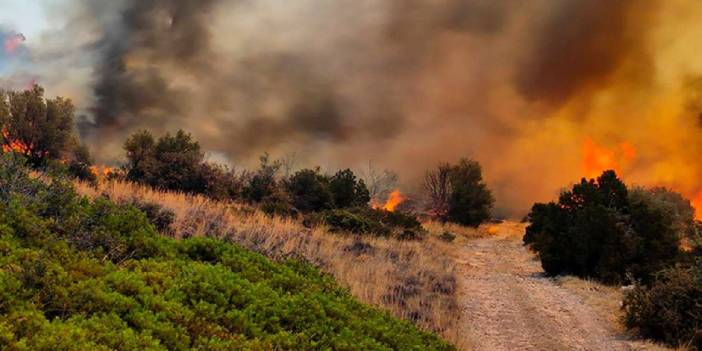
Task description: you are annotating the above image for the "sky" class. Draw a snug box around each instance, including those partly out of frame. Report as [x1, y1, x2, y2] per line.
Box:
[0, 1, 48, 40]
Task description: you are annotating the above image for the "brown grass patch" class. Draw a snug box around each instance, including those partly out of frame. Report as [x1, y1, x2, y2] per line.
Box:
[75, 180, 462, 345]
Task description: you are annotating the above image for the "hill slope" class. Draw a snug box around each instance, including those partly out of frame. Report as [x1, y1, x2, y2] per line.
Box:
[0, 156, 454, 350]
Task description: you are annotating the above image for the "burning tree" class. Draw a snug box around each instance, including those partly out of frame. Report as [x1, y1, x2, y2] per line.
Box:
[0, 85, 76, 166]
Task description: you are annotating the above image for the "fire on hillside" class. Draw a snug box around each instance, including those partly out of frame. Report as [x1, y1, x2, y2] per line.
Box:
[373, 190, 407, 213]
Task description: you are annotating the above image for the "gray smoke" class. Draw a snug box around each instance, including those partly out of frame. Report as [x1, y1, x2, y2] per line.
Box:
[23, 0, 676, 216]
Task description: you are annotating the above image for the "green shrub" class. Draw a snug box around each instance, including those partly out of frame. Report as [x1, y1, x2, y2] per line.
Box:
[66, 144, 98, 184]
[242, 153, 281, 203]
[130, 200, 176, 235]
[124, 130, 240, 201]
[321, 208, 378, 235]
[624, 259, 702, 349]
[524, 170, 682, 284]
[0, 157, 454, 350]
[329, 169, 370, 208]
[317, 207, 425, 240]
[285, 168, 333, 212]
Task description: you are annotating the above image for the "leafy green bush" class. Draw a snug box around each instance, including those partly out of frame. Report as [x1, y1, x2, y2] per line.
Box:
[624, 259, 702, 349]
[315, 207, 425, 240]
[66, 144, 98, 184]
[130, 199, 176, 235]
[0, 155, 453, 350]
[320, 208, 379, 235]
[285, 168, 333, 212]
[524, 170, 682, 283]
[242, 153, 281, 204]
[123, 130, 240, 200]
[329, 169, 370, 208]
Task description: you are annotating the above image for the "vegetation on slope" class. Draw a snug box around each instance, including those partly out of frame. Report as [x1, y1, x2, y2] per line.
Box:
[74, 175, 462, 346]
[0, 155, 454, 350]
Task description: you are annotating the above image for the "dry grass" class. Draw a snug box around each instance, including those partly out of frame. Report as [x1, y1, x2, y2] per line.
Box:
[556, 276, 680, 351]
[74, 180, 462, 344]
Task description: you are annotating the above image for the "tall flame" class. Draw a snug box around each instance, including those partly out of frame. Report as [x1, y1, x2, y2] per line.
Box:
[582, 138, 636, 179]
[690, 189, 702, 221]
[375, 190, 406, 212]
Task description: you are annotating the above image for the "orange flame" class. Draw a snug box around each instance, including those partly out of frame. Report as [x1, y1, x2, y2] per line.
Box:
[374, 190, 407, 212]
[90, 165, 116, 178]
[1, 129, 33, 155]
[689, 189, 702, 221]
[582, 138, 636, 179]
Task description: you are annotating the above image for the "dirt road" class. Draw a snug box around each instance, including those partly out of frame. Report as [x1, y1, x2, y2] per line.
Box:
[456, 222, 637, 351]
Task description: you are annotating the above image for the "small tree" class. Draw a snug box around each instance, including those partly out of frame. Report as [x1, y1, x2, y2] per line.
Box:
[242, 153, 281, 203]
[67, 143, 97, 184]
[448, 159, 494, 226]
[329, 169, 370, 208]
[424, 162, 452, 220]
[124, 130, 157, 183]
[424, 159, 494, 226]
[0, 85, 75, 166]
[124, 129, 241, 199]
[285, 168, 333, 212]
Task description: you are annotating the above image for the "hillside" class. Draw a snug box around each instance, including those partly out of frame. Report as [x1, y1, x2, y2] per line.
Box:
[0, 156, 454, 350]
[73, 176, 465, 345]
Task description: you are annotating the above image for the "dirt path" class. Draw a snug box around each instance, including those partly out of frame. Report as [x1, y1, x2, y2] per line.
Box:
[456, 222, 634, 351]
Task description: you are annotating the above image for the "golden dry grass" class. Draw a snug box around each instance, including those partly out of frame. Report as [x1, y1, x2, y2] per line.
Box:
[74, 180, 463, 345]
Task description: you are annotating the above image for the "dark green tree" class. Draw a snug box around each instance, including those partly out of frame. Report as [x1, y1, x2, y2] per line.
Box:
[286, 168, 333, 212]
[329, 169, 370, 208]
[446, 159, 494, 227]
[525, 170, 682, 283]
[242, 153, 281, 203]
[124, 129, 239, 198]
[124, 130, 156, 182]
[67, 143, 97, 184]
[0, 85, 75, 166]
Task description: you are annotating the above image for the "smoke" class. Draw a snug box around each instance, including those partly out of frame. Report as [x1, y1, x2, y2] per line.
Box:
[15, 0, 702, 216]
[515, 0, 657, 105]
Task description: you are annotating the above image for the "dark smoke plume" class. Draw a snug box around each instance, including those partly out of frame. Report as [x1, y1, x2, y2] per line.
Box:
[516, 0, 658, 105]
[29, 0, 698, 217]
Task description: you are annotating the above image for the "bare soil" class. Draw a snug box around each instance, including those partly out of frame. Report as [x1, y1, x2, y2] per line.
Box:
[456, 222, 665, 351]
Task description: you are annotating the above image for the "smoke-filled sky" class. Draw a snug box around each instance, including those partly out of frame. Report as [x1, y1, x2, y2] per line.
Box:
[3, 0, 702, 217]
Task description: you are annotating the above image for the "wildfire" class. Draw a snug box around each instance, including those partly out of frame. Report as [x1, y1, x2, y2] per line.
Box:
[689, 189, 702, 221]
[1, 129, 33, 155]
[3, 33, 25, 55]
[90, 165, 116, 178]
[582, 138, 636, 179]
[374, 190, 407, 212]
